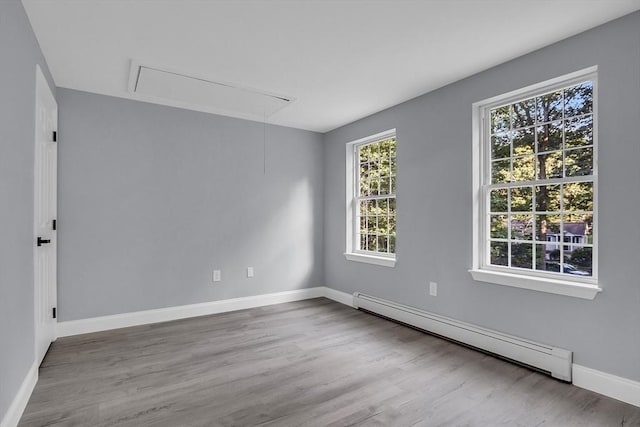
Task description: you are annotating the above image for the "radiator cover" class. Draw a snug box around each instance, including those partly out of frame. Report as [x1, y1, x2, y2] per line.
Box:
[353, 292, 572, 381]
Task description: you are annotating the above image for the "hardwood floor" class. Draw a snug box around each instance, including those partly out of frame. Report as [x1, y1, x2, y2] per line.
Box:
[19, 298, 640, 426]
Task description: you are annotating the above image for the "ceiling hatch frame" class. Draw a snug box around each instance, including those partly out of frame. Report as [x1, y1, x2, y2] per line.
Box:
[127, 60, 295, 122]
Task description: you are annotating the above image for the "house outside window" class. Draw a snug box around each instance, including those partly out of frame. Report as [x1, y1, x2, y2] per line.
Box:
[470, 68, 600, 299]
[345, 129, 397, 267]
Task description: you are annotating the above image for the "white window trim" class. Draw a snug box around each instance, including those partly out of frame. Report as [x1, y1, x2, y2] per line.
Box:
[345, 128, 397, 268]
[470, 66, 601, 300]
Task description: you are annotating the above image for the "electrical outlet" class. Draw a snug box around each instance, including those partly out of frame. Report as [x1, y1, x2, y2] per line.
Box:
[247, 267, 254, 278]
[429, 281, 438, 296]
[213, 270, 221, 282]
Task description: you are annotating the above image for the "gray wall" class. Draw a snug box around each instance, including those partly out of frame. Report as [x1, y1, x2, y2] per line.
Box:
[57, 89, 324, 321]
[324, 12, 640, 381]
[0, 0, 56, 420]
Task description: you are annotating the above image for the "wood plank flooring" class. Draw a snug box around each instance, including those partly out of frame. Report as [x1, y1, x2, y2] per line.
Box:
[19, 298, 640, 426]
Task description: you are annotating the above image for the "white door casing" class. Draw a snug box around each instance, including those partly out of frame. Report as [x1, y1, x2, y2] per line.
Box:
[34, 65, 57, 365]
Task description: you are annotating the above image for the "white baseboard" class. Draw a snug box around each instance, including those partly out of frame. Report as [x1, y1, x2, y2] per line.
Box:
[57, 287, 325, 337]
[1, 361, 37, 427]
[573, 364, 640, 408]
[323, 287, 354, 307]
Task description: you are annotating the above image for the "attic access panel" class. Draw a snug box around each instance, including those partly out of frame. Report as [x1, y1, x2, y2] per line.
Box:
[130, 64, 293, 120]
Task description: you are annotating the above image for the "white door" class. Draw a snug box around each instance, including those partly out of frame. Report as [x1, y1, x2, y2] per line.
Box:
[34, 65, 57, 366]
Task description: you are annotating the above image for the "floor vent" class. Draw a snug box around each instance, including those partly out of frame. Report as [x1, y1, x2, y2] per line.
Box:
[353, 292, 572, 381]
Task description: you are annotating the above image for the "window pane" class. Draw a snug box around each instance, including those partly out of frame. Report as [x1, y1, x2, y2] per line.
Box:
[367, 234, 377, 252]
[534, 244, 548, 271]
[565, 115, 593, 148]
[512, 98, 536, 128]
[378, 215, 389, 234]
[388, 198, 396, 215]
[360, 233, 367, 251]
[390, 176, 396, 194]
[359, 177, 370, 196]
[512, 155, 535, 181]
[359, 161, 369, 180]
[564, 246, 592, 276]
[490, 241, 508, 266]
[539, 256, 563, 273]
[536, 121, 563, 152]
[388, 215, 396, 234]
[492, 159, 510, 184]
[359, 145, 370, 163]
[535, 214, 561, 243]
[490, 215, 508, 238]
[368, 216, 378, 235]
[511, 214, 533, 240]
[359, 200, 367, 215]
[563, 182, 593, 211]
[359, 216, 367, 234]
[537, 90, 563, 123]
[491, 133, 510, 159]
[370, 143, 379, 162]
[389, 234, 396, 254]
[490, 188, 508, 212]
[511, 243, 533, 269]
[535, 184, 560, 212]
[370, 179, 379, 196]
[510, 187, 532, 212]
[491, 106, 510, 134]
[378, 235, 388, 253]
[380, 153, 390, 169]
[565, 147, 593, 177]
[537, 151, 563, 179]
[375, 199, 383, 216]
[564, 81, 593, 117]
[379, 176, 390, 194]
[366, 199, 377, 216]
[563, 213, 593, 244]
[512, 127, 535, 155]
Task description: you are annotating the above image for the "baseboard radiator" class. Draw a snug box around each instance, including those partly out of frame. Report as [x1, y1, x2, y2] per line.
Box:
[353, 292, 572, 381]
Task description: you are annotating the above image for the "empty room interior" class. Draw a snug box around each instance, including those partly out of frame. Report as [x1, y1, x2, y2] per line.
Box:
[2, 0, 640, 425]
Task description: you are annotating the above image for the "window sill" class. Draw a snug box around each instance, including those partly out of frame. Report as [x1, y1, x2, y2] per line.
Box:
[344, 252, 396, 268]
[468, 269, 601, 300]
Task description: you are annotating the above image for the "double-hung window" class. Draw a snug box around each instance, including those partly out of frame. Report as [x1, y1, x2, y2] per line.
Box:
[470, 68, 600, 299]
[345, 129, 397, 267]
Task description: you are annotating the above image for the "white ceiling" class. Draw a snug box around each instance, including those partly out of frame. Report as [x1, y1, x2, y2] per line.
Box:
[22, 0, 640, 133]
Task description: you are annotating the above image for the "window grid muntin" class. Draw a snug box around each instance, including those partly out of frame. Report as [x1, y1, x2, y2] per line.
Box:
[354, 137, 396, 256]
[483, 78, 596, 280]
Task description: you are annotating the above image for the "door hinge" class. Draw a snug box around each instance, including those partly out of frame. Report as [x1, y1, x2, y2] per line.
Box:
[52, 307, 57, 319]
[52, 131, 57, 142]
[52, 219, 56, 230]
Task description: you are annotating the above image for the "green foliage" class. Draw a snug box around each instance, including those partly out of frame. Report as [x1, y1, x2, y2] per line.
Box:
[511, 243, 532, 268]
[487, 81, 595, 275]
[570, 247, 592, 268]
[490, 215, 508, 239]
[358, 138, 397, 254]
[490, 242, 508, 266]
[358, 138, 396, 197]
